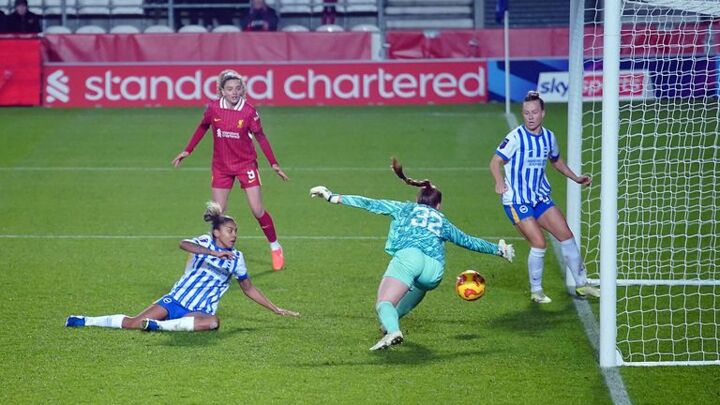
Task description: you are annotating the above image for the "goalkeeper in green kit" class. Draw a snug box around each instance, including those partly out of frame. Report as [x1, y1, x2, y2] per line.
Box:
[310, 158, 515, 351]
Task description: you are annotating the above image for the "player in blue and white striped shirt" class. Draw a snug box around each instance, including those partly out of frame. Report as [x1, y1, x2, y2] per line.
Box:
[65, 202, 298, 332]
[310, 158, 515, 350]
[489, 91, 599, 304]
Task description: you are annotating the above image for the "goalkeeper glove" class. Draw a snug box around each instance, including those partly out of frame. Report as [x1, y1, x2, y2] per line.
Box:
[309, 186, 339, 203]
[498, 239, 515, 263]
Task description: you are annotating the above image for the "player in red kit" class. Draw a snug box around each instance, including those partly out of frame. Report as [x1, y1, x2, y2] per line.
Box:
[172, 70, 289, 271]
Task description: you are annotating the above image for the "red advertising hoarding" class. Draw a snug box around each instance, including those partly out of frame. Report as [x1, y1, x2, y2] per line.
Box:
[43, 61, 487, 107]
[0, 37, 42, 106]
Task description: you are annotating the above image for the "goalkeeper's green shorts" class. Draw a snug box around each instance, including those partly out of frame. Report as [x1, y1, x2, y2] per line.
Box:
[384, 248, 444, 291]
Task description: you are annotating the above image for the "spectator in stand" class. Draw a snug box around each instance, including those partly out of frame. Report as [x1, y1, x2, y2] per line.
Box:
[6, 0, 41, 34]
[0, 10, 6, 33]
[174, 0, 208, 30]
[241, 0, 278, 32]
[321, 0, 338, 25]
[207, 0, 235, 26]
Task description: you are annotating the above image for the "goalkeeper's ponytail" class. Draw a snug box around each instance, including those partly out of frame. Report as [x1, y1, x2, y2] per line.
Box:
[391, 157, 442, 208]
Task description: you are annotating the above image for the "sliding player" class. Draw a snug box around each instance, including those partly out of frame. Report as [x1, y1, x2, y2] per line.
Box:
[489, 90, 600, 304]
[172, 69, 288, 271]
[309, 158, 515, 350]
[65, 202, 298, 332]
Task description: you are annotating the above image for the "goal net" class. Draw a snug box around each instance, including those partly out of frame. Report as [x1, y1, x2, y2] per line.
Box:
[575, 0, 720, 366]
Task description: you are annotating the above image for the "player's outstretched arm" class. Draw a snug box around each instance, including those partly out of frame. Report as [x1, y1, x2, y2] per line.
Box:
[172, 151, 190, 168]
[309, 185, 340, 203]
[174, 114, 212, 168]
[550, 157, 592, 186]
[309, 186, 402, 215]
[237, 278, 299, 317]
[444, 223, 514, 262]
[272, 164, 289, 181]
[179, 240, 235, 260]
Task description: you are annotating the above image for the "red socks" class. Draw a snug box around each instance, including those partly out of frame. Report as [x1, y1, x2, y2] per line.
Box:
[256, 211, 277, 243]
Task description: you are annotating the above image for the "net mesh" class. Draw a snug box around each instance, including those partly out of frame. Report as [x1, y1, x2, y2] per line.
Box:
[581, 0, 720, 364]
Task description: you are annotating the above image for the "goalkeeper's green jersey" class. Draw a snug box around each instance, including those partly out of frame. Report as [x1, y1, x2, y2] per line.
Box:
[340, 195, 498, 265]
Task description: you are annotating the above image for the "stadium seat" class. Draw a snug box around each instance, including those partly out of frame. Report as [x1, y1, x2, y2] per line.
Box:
[44, 0, 77, 15]
[109, 24, 141, 33]
[384, 0, 474, 30]
[385, 18, 473, 29]
[76, 0, 110, 15]
[110, 0, 143, 16]
[387, 0, 471, 4]
[281, 24, 310, 32]
[75, 24, 107, 33]
[178, 24, 208, 33]
[27, 0, 42, 14]
[315, 24, 344, 32]
[311, 0, 346, 14]
[44, 25, 73, 34]
[212, 25, 241, 33]
[385, 6, 471, 16]
[346, 0, 378, 13]
[351, 23, 379, 32]
[279, 0, 311, 14]
[143, 24, 174, 33]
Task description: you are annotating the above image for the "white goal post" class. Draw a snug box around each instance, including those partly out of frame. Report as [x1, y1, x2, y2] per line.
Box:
[567, 0, 720, 367]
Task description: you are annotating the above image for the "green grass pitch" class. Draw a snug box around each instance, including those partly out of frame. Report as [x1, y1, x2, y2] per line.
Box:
[0, 104, 717, 403]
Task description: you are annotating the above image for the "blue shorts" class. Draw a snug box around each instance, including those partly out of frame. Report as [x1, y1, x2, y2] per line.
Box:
[503, 199, 555, 225]
[384, 248, 444, 291]
[156, 295, 195, 320]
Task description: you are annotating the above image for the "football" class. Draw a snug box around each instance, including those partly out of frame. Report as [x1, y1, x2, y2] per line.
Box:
[455, 270, 486, 301]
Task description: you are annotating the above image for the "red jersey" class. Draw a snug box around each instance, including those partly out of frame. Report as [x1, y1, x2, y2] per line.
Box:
[184, 98, 279, 173]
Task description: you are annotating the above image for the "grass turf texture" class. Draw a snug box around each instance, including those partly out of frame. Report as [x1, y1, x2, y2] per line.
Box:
[1, 104, 718, 403]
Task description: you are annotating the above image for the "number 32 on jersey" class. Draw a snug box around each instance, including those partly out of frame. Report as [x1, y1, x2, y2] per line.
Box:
[410, 206, 442, 236]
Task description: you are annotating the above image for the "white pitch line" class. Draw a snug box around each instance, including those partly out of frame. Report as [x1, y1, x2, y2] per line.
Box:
[0, 166, 489, 172]
[0, 234, 525, 241]
[505, 112, 519, 128]
[549, 237, 632, 405]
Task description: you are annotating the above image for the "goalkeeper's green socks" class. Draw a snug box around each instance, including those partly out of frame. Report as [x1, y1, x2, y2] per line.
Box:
[376, 301, 400, 334]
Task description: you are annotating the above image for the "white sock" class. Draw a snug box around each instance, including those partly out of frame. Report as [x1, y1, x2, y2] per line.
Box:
[155, 317, 195, 332]
[270, 241, 281, 251]
[559, 238, 587, 286]
[84, 314, 127, 328]
[528, 248, 546, 293]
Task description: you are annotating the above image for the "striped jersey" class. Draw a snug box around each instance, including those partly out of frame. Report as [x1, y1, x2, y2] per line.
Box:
[167, 234, 248, 315]
[340, 195, 499, 265]
[494, 125, 560, 206]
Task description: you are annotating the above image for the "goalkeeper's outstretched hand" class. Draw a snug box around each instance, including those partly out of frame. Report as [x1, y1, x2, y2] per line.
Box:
[309, 186, 332, 201]
[498, 239, 515, 263]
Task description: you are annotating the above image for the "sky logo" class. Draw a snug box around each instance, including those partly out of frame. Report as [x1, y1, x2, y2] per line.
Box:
[537, 72, 571, 102]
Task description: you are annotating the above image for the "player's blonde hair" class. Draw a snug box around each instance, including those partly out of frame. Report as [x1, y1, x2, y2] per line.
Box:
[391, 157, 442, 208]
[203, 201, 236, 231]
[217, 69, 247, 98]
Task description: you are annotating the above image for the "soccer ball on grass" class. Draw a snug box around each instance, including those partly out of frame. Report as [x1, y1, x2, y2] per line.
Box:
[455, 270, 486, 301]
